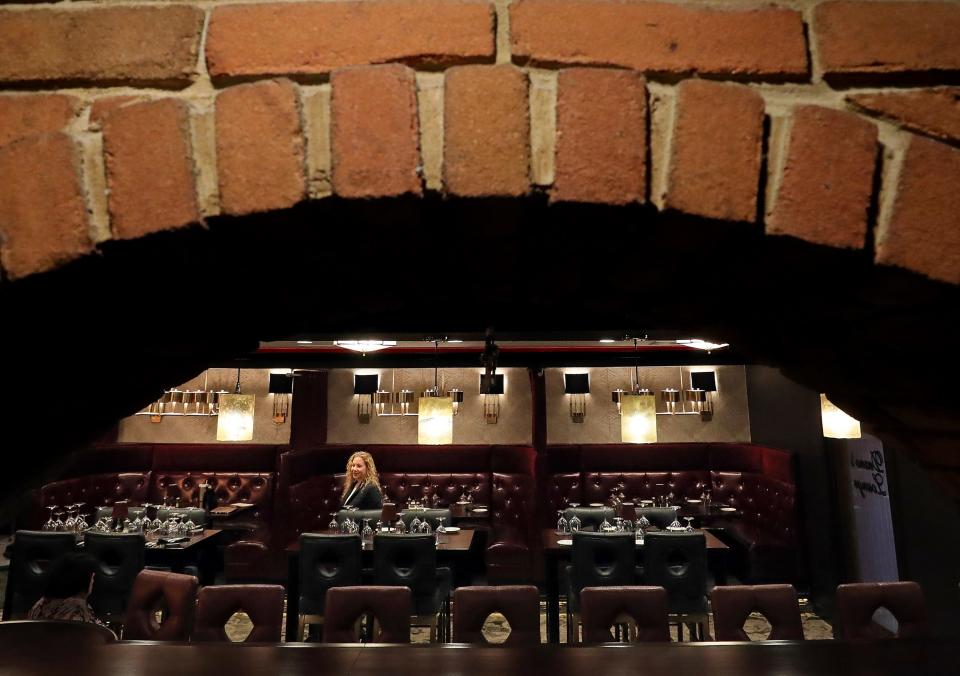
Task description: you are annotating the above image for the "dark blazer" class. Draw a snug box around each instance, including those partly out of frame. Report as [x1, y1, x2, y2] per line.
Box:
[343, 481, 383, 510]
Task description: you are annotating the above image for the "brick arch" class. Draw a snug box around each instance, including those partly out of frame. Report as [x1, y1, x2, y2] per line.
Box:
[0, 0, 959, 496]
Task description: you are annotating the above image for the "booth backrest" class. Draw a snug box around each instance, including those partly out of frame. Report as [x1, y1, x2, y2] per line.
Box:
[150, 472, 275, 521]
[40, 472, 151, 510]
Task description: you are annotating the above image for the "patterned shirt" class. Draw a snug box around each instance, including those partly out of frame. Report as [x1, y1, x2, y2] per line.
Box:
[27, 596, 104, 625]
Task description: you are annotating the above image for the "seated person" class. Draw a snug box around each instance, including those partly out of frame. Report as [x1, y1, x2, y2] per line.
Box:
[28, 552, 104, 625]
[342, 451, 383, 510]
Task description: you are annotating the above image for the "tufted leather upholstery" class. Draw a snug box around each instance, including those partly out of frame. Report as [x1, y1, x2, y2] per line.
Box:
[122, 569, 198, 641]
[40, 473, 151, 514]
[452, 586, 540, 644]
[545, 444, 798, 583]
[150, 472, 274, 521]
[835, 581, 928, 640]
[379, 472, 491, 509]
[711, 584, 803, 641]
[193, 584, 285, 642]
[323, 586, 411, 643]
[580, 586, 671, 643]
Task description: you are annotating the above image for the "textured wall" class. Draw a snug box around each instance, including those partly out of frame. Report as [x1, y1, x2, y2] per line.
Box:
[545, 365, 750, 444]
[117, 368, 292, 444]
[327, 367, 532, 444]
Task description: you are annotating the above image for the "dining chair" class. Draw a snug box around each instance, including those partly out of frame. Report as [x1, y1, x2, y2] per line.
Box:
[565, 532, 639, 643]
[452, 585, 540, 645]
[297, 533, 362, 641]
[372, 534, 451, 642]
[711, 584, 803, 641]
[323, 586, 411, 643]
[6, 531, 77, 619]
[84, 531, 146, 625]
[122, 569, 198, 640]
[642, 532, 709, 640]
[579, 586, 671, 644]
[835, 581, 928, 639]
[193, 584, 284, 642]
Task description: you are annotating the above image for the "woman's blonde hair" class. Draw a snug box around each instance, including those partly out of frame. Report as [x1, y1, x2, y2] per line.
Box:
[342, 451, 381, 500]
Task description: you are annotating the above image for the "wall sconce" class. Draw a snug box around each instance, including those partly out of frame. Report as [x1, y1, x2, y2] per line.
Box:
[480, 373, 504, 424]
[820, 394, 861, 439]
[217, 369, 255, 441]
[354, 374, 379, 423]
[268, 372, 293, 425]
[564, 373, 590, 423]
[374, 388, 416, 417]
[621, 392, 657, 443]
[137, 370, 227, 423]
[661, 388, 681, 414]
[418, 396, 453, 444]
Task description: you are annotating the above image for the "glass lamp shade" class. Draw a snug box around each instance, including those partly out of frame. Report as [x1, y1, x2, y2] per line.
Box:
[621, 394, 657, 443]
[217, 394, 256, 441]
[820, 394, 861, 439]
[418, 396, 453, 445]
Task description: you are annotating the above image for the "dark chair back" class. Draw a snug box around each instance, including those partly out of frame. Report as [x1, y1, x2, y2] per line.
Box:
[636, 507, 679, 530]
[564, 507, 615, 531]
[193, 584, 284, 642]
[570, 532, 637, 599]
[335, 509, 382, 528]
[0, 620, 117, 648]
[323, 586, 411, 643]
[712, 584, 803, 641]
[398, 509, 452, 530]
[7, 531, 77, 618]
[299, 534, 362, 615]
[580, 586, 670, 643]
[157, 507, 208, 527]
[122, 569, 197, 641]
[642, 532, 707, 613]
[381, 502, 399, 523]
[372, 534, 437, 598]
[835, 581, 928, 639]
[83, 532, 145, 617]
[452, 585, 540, 645]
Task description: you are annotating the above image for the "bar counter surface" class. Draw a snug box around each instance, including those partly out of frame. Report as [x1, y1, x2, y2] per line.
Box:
[1, 640, 954, 676]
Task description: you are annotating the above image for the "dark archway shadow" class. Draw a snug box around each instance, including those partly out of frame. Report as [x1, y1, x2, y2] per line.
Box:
[2, 195, 958, 507]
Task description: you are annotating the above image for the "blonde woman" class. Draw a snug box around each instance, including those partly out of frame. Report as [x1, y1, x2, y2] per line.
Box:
[341, 451, 383, 510]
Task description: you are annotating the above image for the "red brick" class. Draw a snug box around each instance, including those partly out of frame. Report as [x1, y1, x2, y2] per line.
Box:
[848, 88, 960, 144]
[665, 80, 765, 223]
[877, 135, 960, 285]
[0, 133, 91, 279]
[102, 99, 199, 240]
[215, 79, 306, 216]
[815, 2, 960, 85]
[89, 96, 148, 131]
[207, 0, 494, 82]
[444, 65, 529, 197]
[511, 0, 807, 81]
[0, 94, 79, 148]
[0, 6, 204, 88]
[331, 65, 421, 198]
[767, 106, 878, 250]
[552, 68, 646, 205]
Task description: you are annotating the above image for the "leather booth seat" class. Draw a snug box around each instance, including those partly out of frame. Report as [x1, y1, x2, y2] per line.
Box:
[545, 443, 799, 584]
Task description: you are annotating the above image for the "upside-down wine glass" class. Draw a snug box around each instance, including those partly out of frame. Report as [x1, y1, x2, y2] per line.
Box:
[684, 517, 695, 532]
[556, 510, 569, 534]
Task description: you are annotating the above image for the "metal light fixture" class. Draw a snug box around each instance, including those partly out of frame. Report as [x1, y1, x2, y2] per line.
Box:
[613, 337, 653, 414]
[418, 396, 453, 444]
[268, 372, 293, 425]
[334, 339, 397, 354]
[354, 374, 379, 423]
[480, 373, 504, 424]
[421, 339, 464, 416]
[621, 392, 657, 443]
[137, 371, 227, 422]
[564, 373, 590, 423]
[217, 368, 255, 441]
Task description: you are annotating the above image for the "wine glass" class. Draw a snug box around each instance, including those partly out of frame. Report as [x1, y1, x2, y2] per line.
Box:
[53, 509, 65, 532]
[556, 510, 569, 534]
[614, 517, 624, 532]
[419, 519, 432, 534]
[436, 517, 447, 534]
[668, 514, 683, 530]
[600, 517, 612, 532]
[684, 517, 695, 532]
[637, 514, 651, 532]
[328, 513, 339, 532]
[569, 515, 581, 532]
[43, 505, 57, 531]
[410, 516, 421, 532]
[361, 519, 373, 539]
[395, 517, 406, 534]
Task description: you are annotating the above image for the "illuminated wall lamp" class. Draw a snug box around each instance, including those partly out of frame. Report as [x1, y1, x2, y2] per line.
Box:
[217, 369, 255, 441]
[820, 394, 861, 439]
[418, 396, 453, 444]
[621, 393, 657, 443]
[480, 373, 504, 424]
[564, 373, 590, 423]
[354, 374, 379, 423]
[268, 372, 293, 425]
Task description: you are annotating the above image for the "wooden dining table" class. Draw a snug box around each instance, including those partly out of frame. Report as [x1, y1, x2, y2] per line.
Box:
[541, 528, 729, 644]
[1, 639, 955, 676]
[284, 529, 477, 641]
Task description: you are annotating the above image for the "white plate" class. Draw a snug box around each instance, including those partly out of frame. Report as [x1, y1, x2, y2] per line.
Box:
[471, 508, 488, 514]
[557, 539, 573, 546]
[666, 526, 687, 532]
[686, 499, 702, 504]
[720, 507, 737, 512]
[441, 526, 461, 533]
[588, 503, 604, 507]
